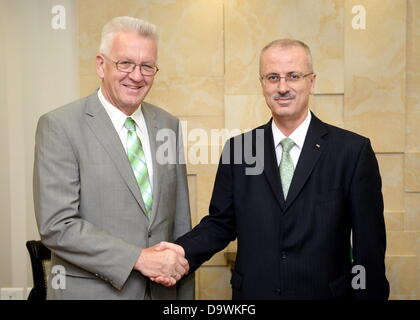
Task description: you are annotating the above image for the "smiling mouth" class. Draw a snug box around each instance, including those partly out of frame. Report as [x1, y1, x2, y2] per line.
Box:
[123, 84, 142, 90]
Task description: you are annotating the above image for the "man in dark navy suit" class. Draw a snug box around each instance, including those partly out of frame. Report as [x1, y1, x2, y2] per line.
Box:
[153, 39, 389, 300]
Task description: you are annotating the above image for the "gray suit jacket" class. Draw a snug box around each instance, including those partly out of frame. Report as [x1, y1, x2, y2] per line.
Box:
[33, 91, 194, 299]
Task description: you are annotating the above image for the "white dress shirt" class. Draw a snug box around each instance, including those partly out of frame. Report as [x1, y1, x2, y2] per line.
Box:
[272, 110, 312, 168]
[98, 88, 153, 187]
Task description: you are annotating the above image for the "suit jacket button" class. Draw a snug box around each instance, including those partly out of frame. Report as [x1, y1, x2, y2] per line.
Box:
[275, 288, 281, 295]
[148, 231, 152, 238]
[281, 251, 287, 259]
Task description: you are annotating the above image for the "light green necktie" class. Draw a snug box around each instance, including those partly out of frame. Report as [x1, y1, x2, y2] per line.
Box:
[124, 117, 153, 217]
[279, 137, 295, 199]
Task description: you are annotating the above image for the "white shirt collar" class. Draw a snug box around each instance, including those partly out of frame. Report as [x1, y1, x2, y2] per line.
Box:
[272, 109, 312, 150]
[97, 88, 145, 133]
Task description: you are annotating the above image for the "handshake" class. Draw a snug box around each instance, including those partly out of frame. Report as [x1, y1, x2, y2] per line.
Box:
[133, 241, 189, 287]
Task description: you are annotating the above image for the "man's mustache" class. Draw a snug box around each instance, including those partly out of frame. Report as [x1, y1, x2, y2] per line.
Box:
[272, 92, 296, 100]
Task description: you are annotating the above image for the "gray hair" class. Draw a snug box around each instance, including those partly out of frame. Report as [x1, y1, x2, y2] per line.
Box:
[260, 39, 313, 73]
[99, 16, 158, 55]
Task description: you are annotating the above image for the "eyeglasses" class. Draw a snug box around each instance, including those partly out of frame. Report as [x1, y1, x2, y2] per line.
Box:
[260, 72, 313, 86]
[102, 54, 159, 76]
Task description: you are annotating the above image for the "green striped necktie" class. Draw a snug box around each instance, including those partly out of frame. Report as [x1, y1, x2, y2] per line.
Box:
[124, 117, 153, 217]
[279, 137, 295, 199]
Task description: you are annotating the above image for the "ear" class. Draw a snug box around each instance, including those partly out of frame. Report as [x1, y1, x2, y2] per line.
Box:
[310, 73, 317, 94]
[96, 54, 105, 79]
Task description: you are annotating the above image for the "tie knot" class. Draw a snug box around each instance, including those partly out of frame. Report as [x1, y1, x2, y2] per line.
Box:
[124, 117, 137, 131]
[280, 138, 295, 153]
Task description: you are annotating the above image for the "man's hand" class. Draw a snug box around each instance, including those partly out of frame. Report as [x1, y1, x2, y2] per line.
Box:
[148, 242, 188, 287]
[133, 242, 189, 287]
[154, 241, 185, 256]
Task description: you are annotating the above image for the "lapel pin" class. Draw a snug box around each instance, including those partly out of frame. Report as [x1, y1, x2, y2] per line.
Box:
[315, 144, 320, 148]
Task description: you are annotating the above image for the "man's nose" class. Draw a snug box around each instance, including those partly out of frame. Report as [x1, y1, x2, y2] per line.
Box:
[277, 77, 289, 93]
[128, 65, 145, 82]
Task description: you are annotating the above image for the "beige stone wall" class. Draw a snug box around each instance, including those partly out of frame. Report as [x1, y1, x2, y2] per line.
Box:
[77, 0, 419, 300]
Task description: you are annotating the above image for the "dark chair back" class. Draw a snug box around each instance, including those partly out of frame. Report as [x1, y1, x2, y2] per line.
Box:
[26, 240, 51, 300]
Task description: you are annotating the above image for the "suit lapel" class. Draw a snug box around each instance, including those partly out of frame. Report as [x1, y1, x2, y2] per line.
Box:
[84, 93, 148, 215]
[261, 120, 286, 210]
[285, 113, 328, 211]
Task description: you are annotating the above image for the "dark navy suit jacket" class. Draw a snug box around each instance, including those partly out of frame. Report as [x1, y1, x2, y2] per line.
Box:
[177, 113, 389, 300]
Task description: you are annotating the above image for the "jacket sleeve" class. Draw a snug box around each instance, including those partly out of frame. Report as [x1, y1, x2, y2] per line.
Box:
[349, 139, 390, 300]
[176, 139, 237, 273]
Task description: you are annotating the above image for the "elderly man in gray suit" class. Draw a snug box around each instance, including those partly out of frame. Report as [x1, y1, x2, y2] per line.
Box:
[33, 16, 193, 300]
